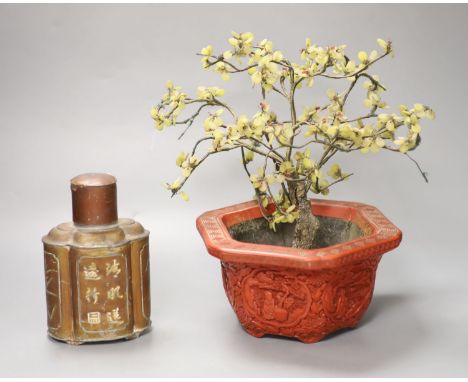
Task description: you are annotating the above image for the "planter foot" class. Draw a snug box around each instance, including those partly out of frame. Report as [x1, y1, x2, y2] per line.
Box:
[242, 326, 265, 339]
[297, 335, 323, 344]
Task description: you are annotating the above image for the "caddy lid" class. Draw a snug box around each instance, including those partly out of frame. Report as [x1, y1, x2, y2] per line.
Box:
[70, 173, 118, 226]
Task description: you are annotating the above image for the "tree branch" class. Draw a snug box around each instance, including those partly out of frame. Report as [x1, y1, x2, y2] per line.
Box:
[318, 173, 354, 192]
[241, 147, 272, 221]
[318, 51, 390, 80]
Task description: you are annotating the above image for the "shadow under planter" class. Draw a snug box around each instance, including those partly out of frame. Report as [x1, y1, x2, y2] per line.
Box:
[196, 199, 402, 344]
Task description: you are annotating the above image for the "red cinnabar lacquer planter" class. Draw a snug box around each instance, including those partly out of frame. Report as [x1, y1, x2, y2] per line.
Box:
[196, 199, 402, 343]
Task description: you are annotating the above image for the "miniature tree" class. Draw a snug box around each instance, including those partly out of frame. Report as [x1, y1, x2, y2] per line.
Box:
[151, 32, 435, 249]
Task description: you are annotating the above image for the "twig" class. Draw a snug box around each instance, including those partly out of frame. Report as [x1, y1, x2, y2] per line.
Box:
[176, 104, 211, 140]
[240, 147, 272, 221]
[318, 173, 354, 192]
[319, 51, 390, 80]
[196, 53, 257, 73]
[170, 146, 239, 197]
[405, 153, 429, 183]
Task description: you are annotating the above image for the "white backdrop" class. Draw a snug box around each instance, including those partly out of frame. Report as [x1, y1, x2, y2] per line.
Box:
[0, 4, 467, 377]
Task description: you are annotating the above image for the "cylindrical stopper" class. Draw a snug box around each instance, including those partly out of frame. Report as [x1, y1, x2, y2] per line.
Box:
[70, 173, 118, 225]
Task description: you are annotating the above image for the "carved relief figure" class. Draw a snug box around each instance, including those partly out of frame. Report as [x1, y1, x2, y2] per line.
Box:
[242, 270, 311, 327]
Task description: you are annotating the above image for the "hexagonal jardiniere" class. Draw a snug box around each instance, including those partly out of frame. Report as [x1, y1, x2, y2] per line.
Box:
[196, 199, 402, 343]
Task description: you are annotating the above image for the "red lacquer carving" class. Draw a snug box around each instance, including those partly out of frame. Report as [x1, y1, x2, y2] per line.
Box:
[221, 257, 380, 343]
[197, 199, 402, 343]
[242, 269, 311, 327]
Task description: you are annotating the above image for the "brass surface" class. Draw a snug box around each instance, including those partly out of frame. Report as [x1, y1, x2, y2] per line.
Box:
[43, 219, 151, 344]
[42, 173, 151, 345]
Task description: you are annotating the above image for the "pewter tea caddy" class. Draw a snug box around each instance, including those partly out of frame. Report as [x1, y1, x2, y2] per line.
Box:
[42, 173, 151, 344]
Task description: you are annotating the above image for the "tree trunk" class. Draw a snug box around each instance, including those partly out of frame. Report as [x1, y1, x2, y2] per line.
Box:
[287, 181, 320, 249]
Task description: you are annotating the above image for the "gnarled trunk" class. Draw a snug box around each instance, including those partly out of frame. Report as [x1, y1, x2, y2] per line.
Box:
[287, 180, 319, 249]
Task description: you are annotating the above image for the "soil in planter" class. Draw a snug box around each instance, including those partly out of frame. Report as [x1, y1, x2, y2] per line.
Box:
[229, 215, 364, 249]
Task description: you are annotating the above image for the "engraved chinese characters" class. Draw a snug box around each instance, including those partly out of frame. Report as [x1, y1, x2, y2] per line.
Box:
[42, 173, 151, 344]
[43, 220, 151, 344]
[78, 254, 129, 333]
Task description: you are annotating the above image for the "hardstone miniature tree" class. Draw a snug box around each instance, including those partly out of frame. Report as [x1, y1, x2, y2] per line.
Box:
[151, 32, 435, 249]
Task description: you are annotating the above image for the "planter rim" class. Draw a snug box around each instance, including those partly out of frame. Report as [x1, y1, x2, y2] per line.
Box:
[196, 199, 402, 270]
